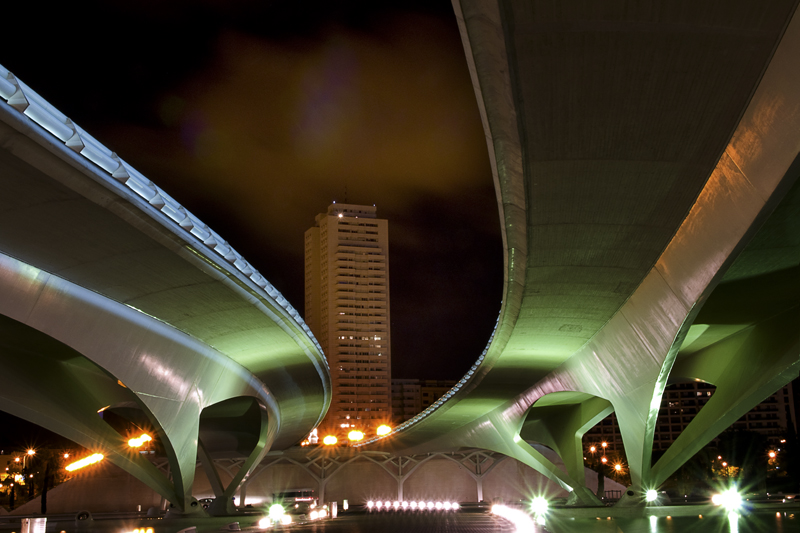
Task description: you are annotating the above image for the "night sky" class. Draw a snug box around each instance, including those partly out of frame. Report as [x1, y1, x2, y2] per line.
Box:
[2, 1, 503, 381]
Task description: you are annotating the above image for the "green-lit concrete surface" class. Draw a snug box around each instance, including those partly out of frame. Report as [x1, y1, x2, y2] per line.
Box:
[365, 0, 800, 507]
[0, 69, 331, 514]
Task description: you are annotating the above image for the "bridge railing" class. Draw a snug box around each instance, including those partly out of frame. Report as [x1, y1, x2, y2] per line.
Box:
[0, 63, 325, 367]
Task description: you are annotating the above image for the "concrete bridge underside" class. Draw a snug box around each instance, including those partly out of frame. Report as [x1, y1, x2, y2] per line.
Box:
[0, 72, 331, 514]
[367, 0, 800, 506]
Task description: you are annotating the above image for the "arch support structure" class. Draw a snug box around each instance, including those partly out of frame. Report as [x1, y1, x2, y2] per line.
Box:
[0, 252, 279, 513]
[651, 307, 800, 486]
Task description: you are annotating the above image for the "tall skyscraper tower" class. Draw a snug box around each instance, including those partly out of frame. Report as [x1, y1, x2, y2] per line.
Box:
[304, 203, 391, 435]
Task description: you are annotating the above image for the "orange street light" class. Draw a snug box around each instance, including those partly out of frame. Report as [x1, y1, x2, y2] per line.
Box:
[614, 464, 622, 472]
[323, 435, 338, 446]
[348, 430, 364, 442]
[376, 425, 392, 436]
[601, 442, 608, 449]
[601, 457, 608, 464]
[65, 453, 104, 472]
[26, 449, 35, 456]
[127, 434, 153, 448]
[589, 446, 596, 453]
[768, 451, 776, 459]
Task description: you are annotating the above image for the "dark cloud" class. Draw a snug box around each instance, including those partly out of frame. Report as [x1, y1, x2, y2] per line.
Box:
[3, 1, 501, 380]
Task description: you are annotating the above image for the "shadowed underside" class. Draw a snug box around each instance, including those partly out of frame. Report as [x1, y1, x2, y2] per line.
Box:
[368, 0, 800, 505]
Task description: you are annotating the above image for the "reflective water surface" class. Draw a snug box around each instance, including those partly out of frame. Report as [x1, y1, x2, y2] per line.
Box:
[546, 511, 796, 533]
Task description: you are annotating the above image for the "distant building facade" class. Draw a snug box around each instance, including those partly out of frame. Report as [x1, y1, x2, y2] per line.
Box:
[305, 204, 391, 436]
[391, 379, 457, 422]
[584, 381, 797, 453]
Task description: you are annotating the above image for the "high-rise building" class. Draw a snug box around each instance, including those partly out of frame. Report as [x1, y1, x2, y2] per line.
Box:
[391, 378, 457, 422]
[583, 381, 797, 453]
[304, 203, 391, 436]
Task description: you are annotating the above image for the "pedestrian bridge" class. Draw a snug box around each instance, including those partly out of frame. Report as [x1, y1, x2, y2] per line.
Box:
[360, 0, 800, 506]
[0, 63, 330, 515]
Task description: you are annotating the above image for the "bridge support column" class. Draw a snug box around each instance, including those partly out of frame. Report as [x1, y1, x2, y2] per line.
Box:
[468, 415, 602, 506]
[650, 307, 800, 487]
[520, 397, 613, 488]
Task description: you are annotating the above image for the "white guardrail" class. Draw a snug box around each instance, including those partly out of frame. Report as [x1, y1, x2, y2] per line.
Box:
[0, 63, 325, 366]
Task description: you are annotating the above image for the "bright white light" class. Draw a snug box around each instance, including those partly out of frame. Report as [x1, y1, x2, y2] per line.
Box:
[443, 502, 452, 511]
[309, 511, 319, 520]
[452, 502, 460, 510]
[268, 504, 285, 522]
[402, 501, 409, 509]
[530, 496, 548, 516]
[492, 504, 535, 533]
[375, 501, 382, 509]
[435, 501, 443, 510]
[427, 501, 435, 510]
[320, 509, 327, 518]
[649, 515, 657, 531]
[728, 511, 739, 533]
[410, 501, 417, 509]
[418, 501, 426, 509]
[645, 490, 658, 502]
[712, 488, 743, 512]
[367, 500, 374, 509]
[280, 515, 292, 525]
[384, 500, 392, 509]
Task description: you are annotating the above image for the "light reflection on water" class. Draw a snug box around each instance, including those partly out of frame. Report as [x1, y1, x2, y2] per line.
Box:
[545, 511, 795, 533]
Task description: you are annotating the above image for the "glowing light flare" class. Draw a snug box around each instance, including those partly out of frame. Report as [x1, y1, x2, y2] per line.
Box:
[367, 501, 375, 509]
[323, 435, 338, 446]
[130, 528, 154, 533]
[614, 464, 622, 472]
[645, 489, 658, 502]
[589, 446, 596, 453]
[348, 430, 364, 442]
[601, 457, 608, 464]
[280, 515, 292, 525]
[127, 434, 153, 448]
[376, 425, 392, 436]
[769, 451, 777, 458]
[728, 511, 739, 533]
[491, 504, 536, 533]
[65, 453, 104, 472]
[268, 504, 285, 521]
[26, 449, 35, 456]
[712, 488, 743, 512]
[530, 496, 549, 516]
[258, 517, 272, 529]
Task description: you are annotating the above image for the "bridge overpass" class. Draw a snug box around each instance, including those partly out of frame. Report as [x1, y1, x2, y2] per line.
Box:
[0, 64, 330, 515]
[3, 0, 800, 515]
[360, 0, 800, 506]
